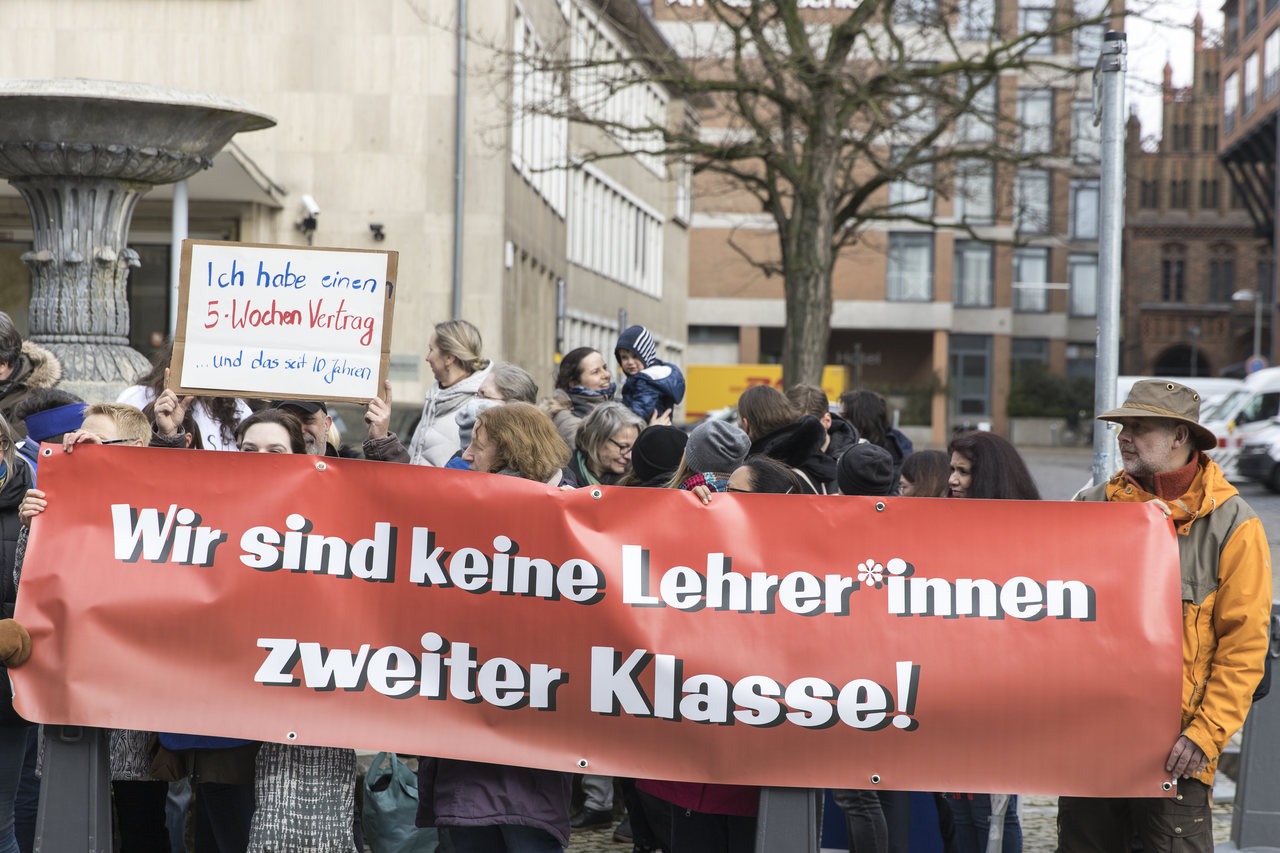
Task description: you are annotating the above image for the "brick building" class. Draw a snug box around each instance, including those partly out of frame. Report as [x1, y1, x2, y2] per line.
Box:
[1125, 13, 1272, 377]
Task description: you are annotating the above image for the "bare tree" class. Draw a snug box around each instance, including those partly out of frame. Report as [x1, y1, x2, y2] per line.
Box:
[515, 0, 1121, 385]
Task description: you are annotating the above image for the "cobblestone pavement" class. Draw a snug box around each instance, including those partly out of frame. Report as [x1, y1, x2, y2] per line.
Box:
[564, 794, 1236, 851]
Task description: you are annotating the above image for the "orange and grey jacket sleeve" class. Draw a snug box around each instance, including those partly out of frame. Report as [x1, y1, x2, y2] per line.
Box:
[1184, 514, 1273, 758]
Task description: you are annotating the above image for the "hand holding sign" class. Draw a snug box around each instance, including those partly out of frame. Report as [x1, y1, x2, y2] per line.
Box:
[154, 370, 194, 439]
[365, 380, 393, 440]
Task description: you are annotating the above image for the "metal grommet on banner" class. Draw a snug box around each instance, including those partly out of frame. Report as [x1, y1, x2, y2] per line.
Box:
[875, 502, 886, 512]
[577, 759, 589, 768]
[40, 447, 52, 457]
[1161, 781, 1173, 792]
[590, 488, 603, 500]
[315, 461, 327, 472]
[286, 732, 298, 741]
[870, 774, 881, 785]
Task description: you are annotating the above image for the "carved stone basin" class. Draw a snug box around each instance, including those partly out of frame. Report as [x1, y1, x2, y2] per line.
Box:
[0, 79, 275, 399]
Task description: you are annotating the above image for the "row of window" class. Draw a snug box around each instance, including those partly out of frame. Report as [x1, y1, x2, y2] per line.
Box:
[568, 2, 669, 178]
[889, 164, 1099, 238]
[1224, 0, 1280, 56]
[1157, 244, 1255, 304]
[567, 167, 665, 297]
[512, 12, 569, 216]
[1224, 29, 1280, 129]
[1137, 176, 1246, 210]
[889, 0, 1107, 65]
[885, 233, 1098, 315]
[950, 334, 1095, 417]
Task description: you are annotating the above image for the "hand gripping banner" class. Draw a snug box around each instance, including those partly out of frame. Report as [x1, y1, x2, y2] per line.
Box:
[14, 445, 1183, 797]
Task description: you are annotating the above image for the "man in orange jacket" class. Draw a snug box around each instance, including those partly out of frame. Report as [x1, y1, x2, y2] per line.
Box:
[1059, 380, 1273, 852]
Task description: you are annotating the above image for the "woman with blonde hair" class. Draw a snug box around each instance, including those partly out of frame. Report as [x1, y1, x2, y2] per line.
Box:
[461, 403, 570, 485]
[405, 319, 492, 467]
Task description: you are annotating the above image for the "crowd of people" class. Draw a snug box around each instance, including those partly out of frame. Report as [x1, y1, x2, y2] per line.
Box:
[0, 310, 1267, 853]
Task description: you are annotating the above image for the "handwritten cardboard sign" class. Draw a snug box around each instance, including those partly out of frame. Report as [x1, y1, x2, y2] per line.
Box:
[14, 446, 1185, 797]
[172, 240, 398, 403]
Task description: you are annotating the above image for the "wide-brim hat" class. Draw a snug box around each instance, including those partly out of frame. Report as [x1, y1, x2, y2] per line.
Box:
[1096, 379, 1217, 451]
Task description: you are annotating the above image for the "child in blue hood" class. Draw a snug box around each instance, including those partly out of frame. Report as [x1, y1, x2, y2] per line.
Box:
[615, 324, 686, 422]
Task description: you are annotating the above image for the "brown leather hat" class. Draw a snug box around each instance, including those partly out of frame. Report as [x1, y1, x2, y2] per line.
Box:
[1096, 380, 1217, 451]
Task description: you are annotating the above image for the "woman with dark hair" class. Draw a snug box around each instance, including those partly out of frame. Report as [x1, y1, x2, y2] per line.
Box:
[899, 449, 950, 498]
[840, 390, 913, 482]
[118, 340, 250, 451]
[943, 430, 1036, 853]
[239, 409, 358, 852]
[235, 409, 307, 455]
[541, 347, 616, 448]
[737, 387, 833, 494]
[947, 431, 1040, 500]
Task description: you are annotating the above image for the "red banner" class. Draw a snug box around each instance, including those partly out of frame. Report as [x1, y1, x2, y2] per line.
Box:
[14, 445, 1183, 797]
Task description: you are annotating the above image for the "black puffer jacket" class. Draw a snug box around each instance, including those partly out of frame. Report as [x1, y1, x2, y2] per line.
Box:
[749, 416, 836, 494]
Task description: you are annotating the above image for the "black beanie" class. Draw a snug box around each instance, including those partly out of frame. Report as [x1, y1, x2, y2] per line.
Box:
[836, 443, 897, 496]
[630, 426, 688, 484]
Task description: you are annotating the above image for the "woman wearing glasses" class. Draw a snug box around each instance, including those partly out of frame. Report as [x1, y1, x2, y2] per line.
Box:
[567, 403, 645, 488]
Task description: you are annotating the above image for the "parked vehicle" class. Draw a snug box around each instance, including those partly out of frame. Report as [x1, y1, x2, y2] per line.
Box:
[1199, 368, 1280, 478]
[1235, 423, 1280, 492]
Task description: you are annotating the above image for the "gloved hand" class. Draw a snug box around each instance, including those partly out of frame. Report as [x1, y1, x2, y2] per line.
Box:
[0, 619, 31, 667]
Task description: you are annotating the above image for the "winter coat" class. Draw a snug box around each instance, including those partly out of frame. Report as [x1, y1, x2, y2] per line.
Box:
[616, 325, 685, 420]
[1077, 453, 1272, 785]
[749, 416, 836, 494]
[825, 416, 860, 461]
[417, 757, 573, 847]
[0, 342, 61, 429]
[636, 779, 758, 818]
[407, 366, 491, 467]
[541, 386, 615, 450]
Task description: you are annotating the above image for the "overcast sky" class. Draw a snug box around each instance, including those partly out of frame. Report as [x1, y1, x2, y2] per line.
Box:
[1125, 2, 1211, 141]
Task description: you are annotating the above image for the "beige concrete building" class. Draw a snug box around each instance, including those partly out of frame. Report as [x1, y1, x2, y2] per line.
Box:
[0, 0, 690, 409]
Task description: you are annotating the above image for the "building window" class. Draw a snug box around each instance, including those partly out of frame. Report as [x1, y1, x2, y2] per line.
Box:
[954, 241, 994, 307]
[1169, 177, 1189, 209]
[1226, 4, 1240, 55]
[1161, 244, 1186, 302]
[958, 0, 997, 39]
[887, 233, 934, 301]
[1013, 247, 1050, 312]
[1209, 245, 1237, 303]
[954, 159, 994, 225]
[1246, 0, 1259, 37]
[1070, 179, 1099, 239]
[1019, 3, 1054, 56]
[1017, 89, 1054, 153]
[1225, 71, 1239, 133]
[1012, 337, 1050, 380]
[1139, 179, 1159, 208]
[511, 11, 569, 215]
[888, 147, 934, 219]
[894, 0, 939, 25]
[1015, 169, 1051, 233]
[1073, 0, 1108, 67]
[1066, 342, 1096, 379]
[569, 166, 664, 296]
[1072, 100, 1101, 162]
[1265, 29, 1280, 99]
[956, 79, 997, 144]
[894, 64, 937, 135]
[1199, 178, 1220, 209]
[1068, 253, 1098, 316]
[1201, 123, 1218, 150]
[950, 334, 992, 417]
[1245, 52, 1260, 116]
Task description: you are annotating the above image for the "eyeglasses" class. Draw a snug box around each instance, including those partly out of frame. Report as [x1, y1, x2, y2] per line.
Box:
[0, 438, 10, 452]
[101, 438, 134, 445]
[608, 438, 634, 454]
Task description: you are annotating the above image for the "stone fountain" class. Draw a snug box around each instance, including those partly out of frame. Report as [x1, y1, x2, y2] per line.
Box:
[0, 79, 275, 401]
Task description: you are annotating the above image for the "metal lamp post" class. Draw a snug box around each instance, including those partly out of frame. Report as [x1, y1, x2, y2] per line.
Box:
[1233, 288, 1265, 367]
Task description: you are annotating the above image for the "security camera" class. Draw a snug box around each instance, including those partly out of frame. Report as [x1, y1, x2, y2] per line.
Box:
[301, 194, 321, 218]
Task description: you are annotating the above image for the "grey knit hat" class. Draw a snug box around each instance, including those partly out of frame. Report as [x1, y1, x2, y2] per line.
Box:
[685, 419, 751, 474]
